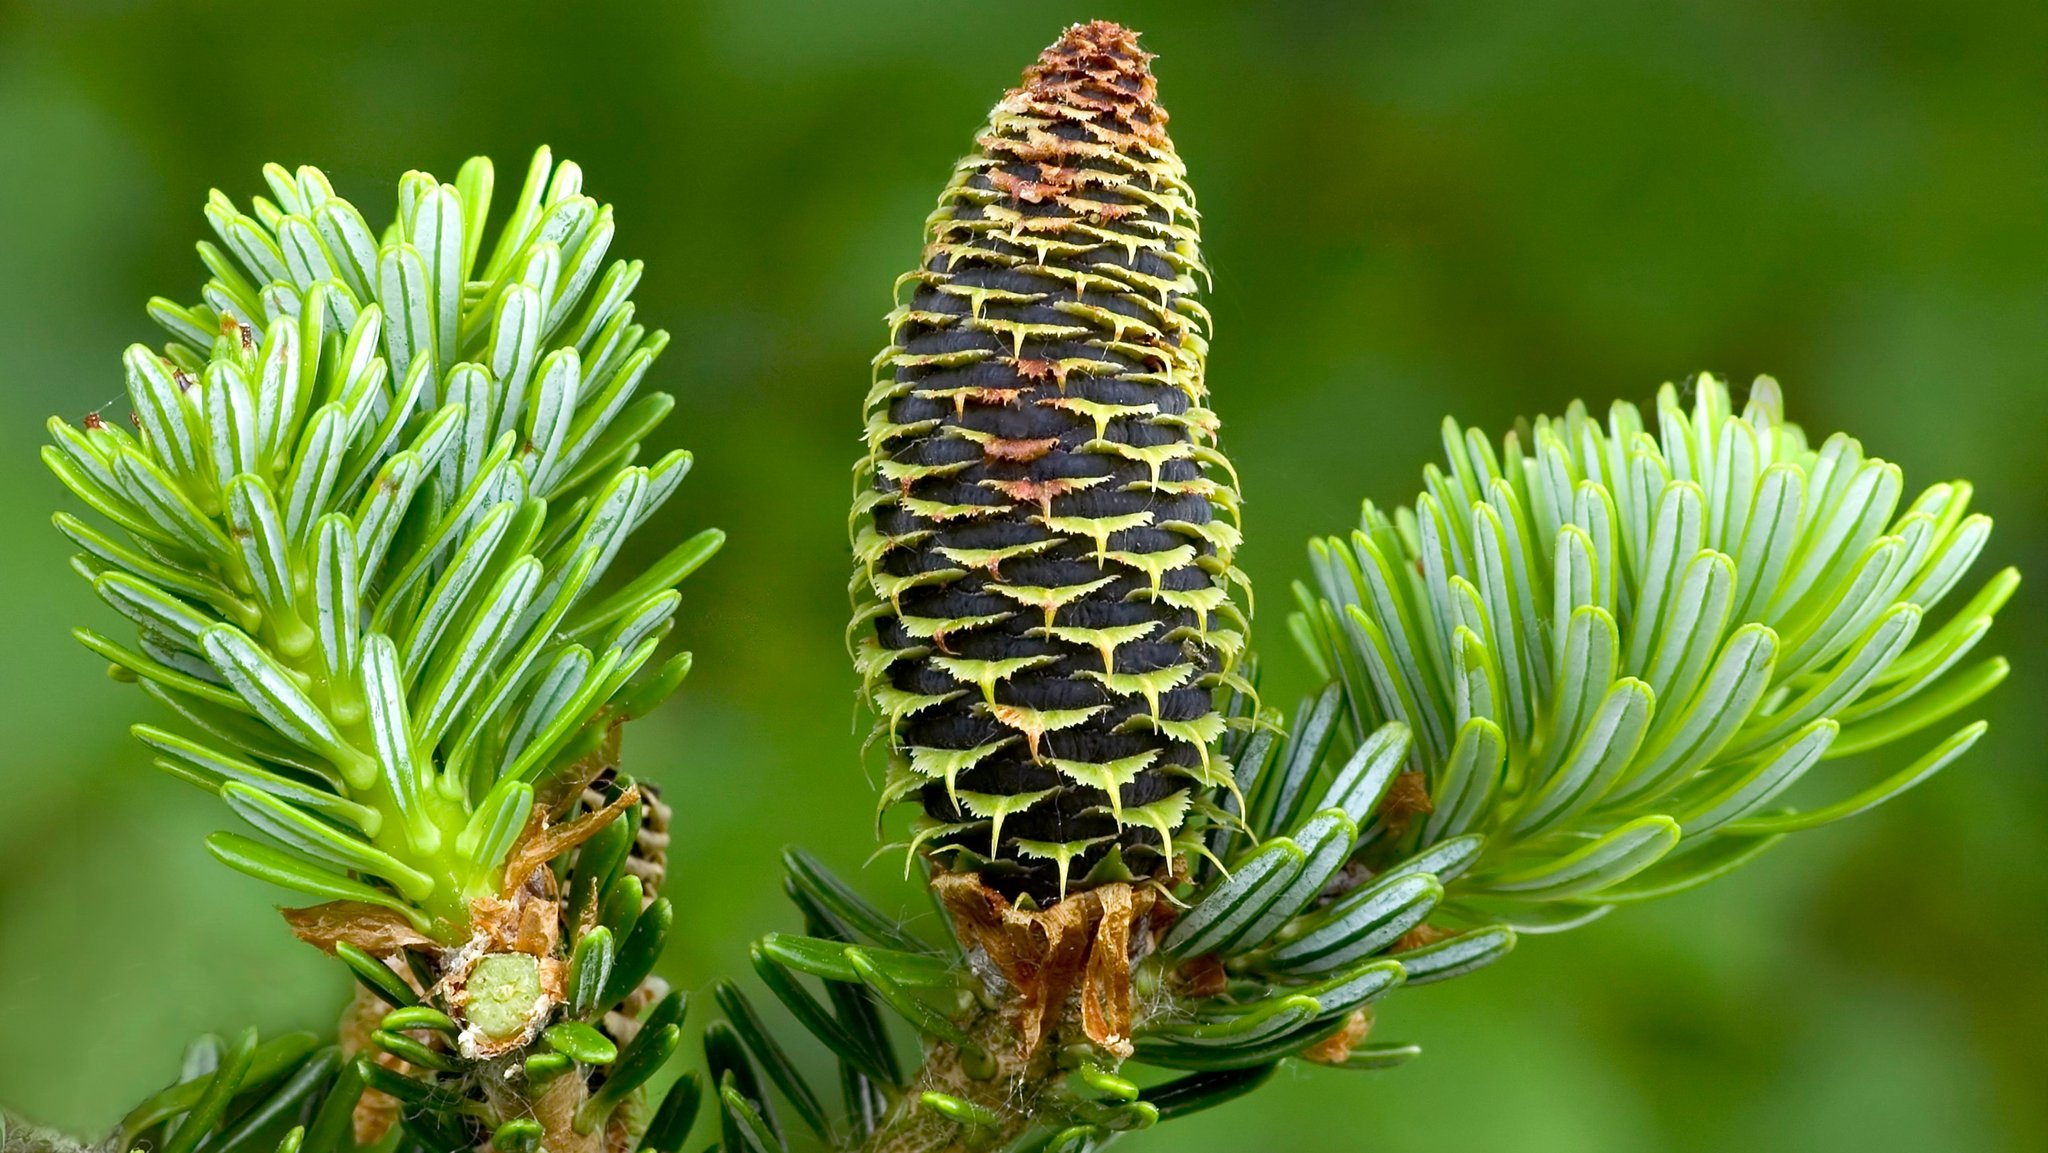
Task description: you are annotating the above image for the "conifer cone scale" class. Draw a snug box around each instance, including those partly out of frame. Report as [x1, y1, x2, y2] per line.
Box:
[855, 22, 1248, 901]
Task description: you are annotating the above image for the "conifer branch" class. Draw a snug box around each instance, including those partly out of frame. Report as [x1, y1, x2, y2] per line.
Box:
[708, 22, 2016, 1153]
[46, 149, 717, 1153]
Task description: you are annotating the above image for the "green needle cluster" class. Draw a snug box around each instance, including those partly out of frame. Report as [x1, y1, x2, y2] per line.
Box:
[1290, 374, 2012, 927]
[44, 148, 719, 1151]
[47, 146, 718, 938]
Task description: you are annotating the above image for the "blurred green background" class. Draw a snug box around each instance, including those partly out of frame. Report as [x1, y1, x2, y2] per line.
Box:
[2, 1, 2044, 1149]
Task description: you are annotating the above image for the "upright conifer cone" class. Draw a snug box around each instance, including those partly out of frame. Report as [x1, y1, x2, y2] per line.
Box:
[854, 22, 1248, 902]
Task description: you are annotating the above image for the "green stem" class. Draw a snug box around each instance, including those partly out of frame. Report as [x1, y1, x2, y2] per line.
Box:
[860, 1011, 1079, 1153]
[267, 600, 485, 941]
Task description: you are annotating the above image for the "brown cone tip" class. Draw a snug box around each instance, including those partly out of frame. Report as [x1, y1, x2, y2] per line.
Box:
[1009, 22, 1167, 145]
